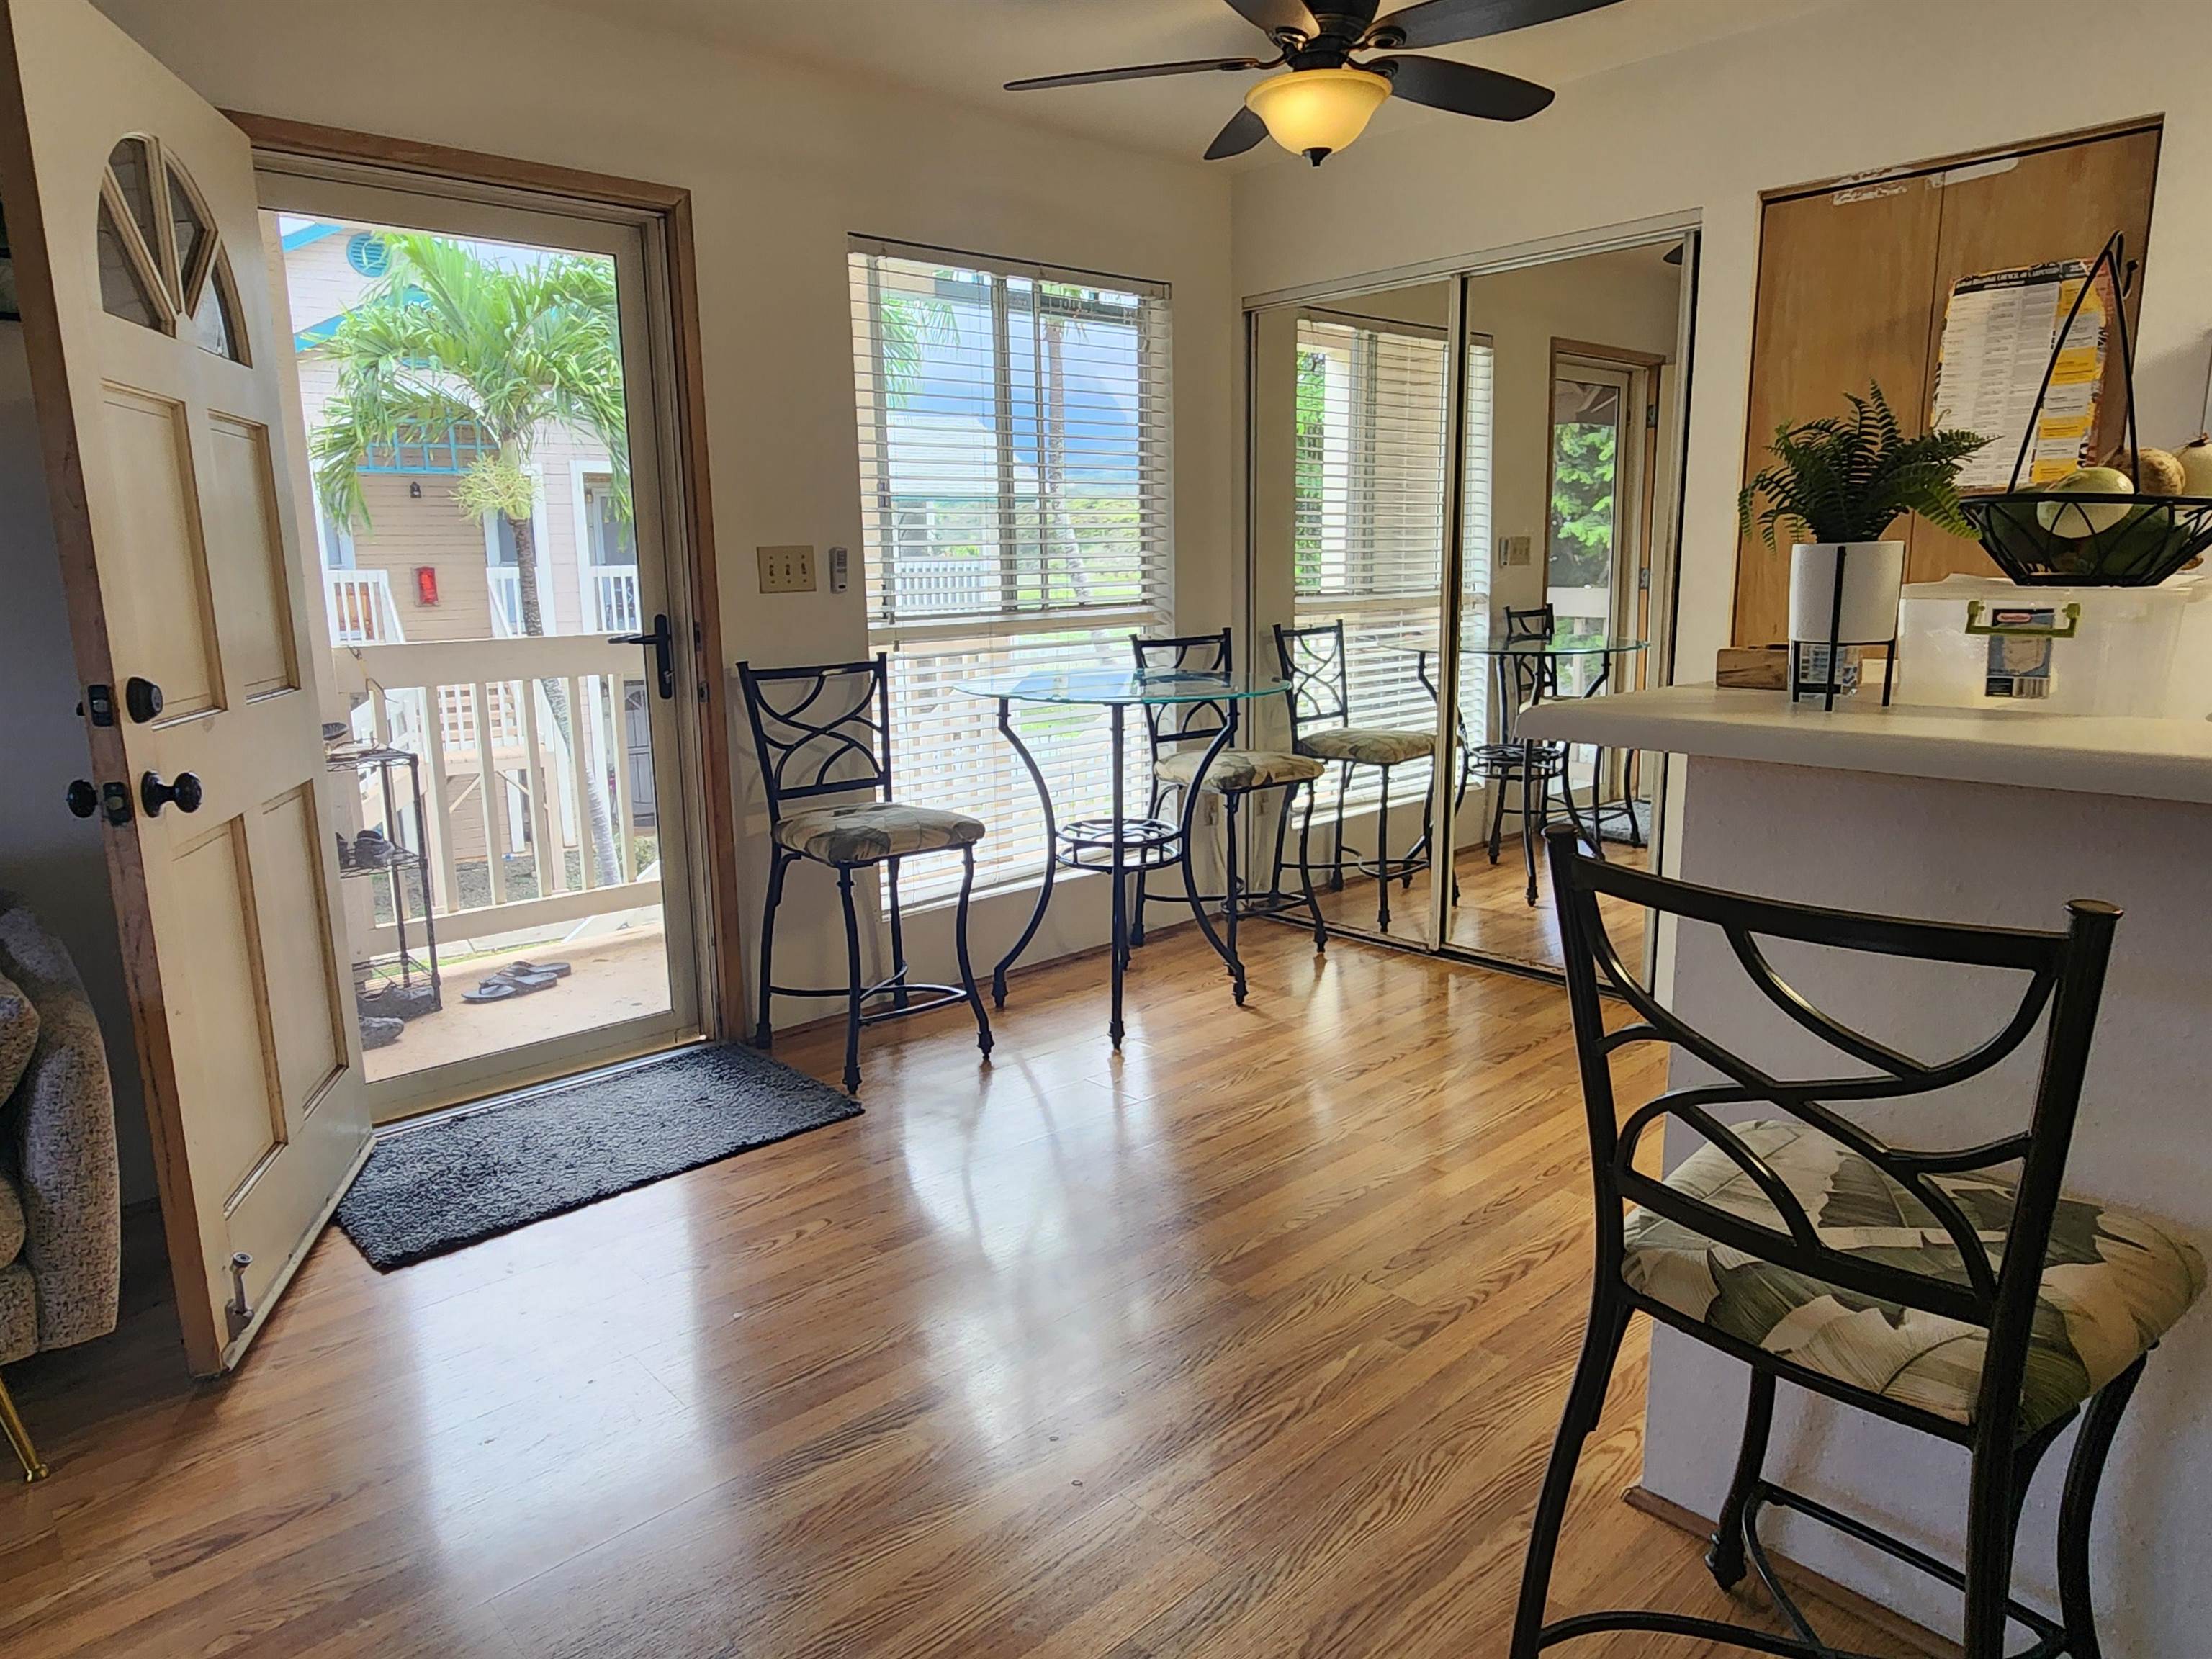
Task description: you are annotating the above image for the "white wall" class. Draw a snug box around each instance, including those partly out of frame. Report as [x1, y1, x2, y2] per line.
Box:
[91, 0, 1241, 1024]
[0, 328, 158, 1205]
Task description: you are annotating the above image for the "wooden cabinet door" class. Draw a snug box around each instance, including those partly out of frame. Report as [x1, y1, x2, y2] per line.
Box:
[0, 0, 372, 1375]
[1732, 124, 2162, 646]
[1731, 181, 1941, 646]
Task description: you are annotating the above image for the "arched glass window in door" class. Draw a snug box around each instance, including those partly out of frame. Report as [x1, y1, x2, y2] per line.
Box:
[96, 134, 247, 364]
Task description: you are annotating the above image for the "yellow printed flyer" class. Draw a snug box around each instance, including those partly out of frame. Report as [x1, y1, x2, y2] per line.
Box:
[1933, 258, 2114, 493]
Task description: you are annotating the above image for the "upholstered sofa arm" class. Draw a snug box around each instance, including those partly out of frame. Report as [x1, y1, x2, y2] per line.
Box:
[0, 899, 121, 1352]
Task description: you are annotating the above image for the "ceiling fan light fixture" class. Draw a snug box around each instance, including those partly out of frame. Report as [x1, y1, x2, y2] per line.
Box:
[1244, 67, 1391, 165]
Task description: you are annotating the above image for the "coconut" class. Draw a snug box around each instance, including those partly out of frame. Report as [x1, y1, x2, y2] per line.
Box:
[2180, 433, 2212, 498]
[2036, 466, 2134, 537]
[2134, 446, 2188, 496]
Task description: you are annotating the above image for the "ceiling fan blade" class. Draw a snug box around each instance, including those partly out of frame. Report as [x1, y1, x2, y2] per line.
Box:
[1220, 0, 1321, 37]
[1367, 0, 1620, 50]
[1372, 55, 1555, 120]
[1205, 106, 1270, 161]
[1007, 56, 1268, 92]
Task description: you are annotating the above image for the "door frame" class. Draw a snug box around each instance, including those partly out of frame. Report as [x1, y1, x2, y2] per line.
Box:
[232, 115, 744, 1096]
[1545, 341, 1662, 649]
[1544, 342, 1660, 801]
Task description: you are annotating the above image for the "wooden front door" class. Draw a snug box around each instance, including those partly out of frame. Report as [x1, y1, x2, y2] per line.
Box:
[0, 0, 371, 1375]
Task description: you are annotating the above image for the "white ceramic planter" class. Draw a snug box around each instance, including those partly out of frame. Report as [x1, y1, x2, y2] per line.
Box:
[1789, 541, 1905, 644]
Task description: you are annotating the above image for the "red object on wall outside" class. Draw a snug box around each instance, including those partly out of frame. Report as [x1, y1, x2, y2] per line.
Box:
[415, 566, 439, 606]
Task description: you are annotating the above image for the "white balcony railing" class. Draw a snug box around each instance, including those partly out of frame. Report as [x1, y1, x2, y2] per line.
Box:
[487, 564, 640, 637]
[593, 565, 641, 634]
[324, 569, 405, 644]
[334, 631, 659, 954]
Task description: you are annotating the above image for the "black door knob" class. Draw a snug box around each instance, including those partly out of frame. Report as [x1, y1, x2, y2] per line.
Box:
[125, 677, 164, 723]
[140, 770, 203, 817]
[66, 779, 98, 818]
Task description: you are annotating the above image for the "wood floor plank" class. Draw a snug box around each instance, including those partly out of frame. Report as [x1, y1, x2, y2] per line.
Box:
[0, 919, 1936, 1658]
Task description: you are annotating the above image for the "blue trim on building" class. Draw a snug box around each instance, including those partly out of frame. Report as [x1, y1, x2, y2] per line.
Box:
[280, 221, 343, 251]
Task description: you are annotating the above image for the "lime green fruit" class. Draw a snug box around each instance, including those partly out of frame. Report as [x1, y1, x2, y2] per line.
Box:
[2037, 467, 2134, 536]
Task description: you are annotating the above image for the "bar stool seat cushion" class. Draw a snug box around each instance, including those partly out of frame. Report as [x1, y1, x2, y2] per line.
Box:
[1622, 1120, 2206, 1433]
[1295, 727, 1435, 766]
[1154, 747, 1325, 793]
[773, 803, 985, 866]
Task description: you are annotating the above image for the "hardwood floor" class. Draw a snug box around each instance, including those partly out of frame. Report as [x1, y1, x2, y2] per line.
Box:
[0, 924, 1928, 1658]
[1303, 822, 1651, 973]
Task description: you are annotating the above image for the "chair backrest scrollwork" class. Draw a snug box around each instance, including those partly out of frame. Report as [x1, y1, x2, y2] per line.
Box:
[1544, 825, 2119, 1421]
[1272, 620, 1350, 741]
[1132, 629, 1237, 755]
[735, 655, 894, 821]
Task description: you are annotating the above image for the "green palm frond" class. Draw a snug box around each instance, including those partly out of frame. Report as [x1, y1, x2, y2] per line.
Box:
[1739, 382, 1988, 547]
[308, 231, 629, 529]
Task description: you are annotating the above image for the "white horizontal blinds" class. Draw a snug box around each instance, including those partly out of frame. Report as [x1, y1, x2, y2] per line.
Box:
[1458, 336, 1496, 749]
[849, 240, 1174, 899]
[1292, 313, 1450, 810]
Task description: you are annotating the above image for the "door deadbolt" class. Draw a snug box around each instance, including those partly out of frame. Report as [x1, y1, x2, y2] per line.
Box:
[66, 779, 99, 819]
[124, 676, 164, 723]
[140, 770, 203, 817]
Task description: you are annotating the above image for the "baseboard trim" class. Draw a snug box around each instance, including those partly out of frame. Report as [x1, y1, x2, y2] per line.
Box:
[1623, 1485, 1963, 1659]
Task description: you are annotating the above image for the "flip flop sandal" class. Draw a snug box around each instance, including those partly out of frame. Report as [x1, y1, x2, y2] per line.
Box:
[490, 966, 562, 994]
[508, 959, 572, 979]
[462, 979, 520, 1004]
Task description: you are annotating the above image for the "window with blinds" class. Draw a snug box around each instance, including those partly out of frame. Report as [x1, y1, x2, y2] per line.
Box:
[1292, 313, 1492, 811]
[848, 240, 1173, 899]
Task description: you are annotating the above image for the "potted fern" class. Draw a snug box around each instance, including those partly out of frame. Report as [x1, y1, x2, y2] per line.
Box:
[1740, 383, 1987, 698]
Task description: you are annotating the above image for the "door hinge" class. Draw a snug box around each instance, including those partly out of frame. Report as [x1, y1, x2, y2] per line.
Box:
[1645, 401, 1660, 431]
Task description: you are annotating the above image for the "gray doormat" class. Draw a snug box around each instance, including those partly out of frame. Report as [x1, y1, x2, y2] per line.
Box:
[333, 1043, 861, 1271]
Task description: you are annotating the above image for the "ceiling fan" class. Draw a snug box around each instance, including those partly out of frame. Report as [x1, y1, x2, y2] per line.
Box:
[1005, 0, 1625, 167]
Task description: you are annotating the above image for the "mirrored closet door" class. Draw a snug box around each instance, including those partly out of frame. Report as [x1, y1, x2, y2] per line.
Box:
[1246, 233, 1694, 978]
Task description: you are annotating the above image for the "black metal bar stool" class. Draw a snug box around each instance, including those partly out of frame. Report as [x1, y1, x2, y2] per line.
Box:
[1129, 629, 1328, 993]
[1470, 643, 1596, 907]
[1517, 827, 2205, 1659]
[1272, 619, 1439, 931]
[737, 655, 992, 1093]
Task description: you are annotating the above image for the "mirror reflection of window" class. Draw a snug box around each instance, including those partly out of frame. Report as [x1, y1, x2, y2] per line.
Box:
[583, 479, 636, 567]
[1291, 312, 1449, 816]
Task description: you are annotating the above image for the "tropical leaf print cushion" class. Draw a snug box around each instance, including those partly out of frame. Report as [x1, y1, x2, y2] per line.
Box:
[1622, 1120, 2205, 1431]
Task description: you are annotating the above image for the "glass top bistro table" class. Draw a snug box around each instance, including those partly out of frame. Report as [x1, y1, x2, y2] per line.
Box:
[1378, 631, 1651, 896]
[956, 667, 1293, 1050]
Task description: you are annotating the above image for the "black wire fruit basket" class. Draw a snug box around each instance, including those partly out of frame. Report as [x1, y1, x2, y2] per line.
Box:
[1956, 231, 2212, 586]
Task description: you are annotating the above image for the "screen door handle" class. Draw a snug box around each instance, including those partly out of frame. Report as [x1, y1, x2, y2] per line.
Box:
[610, 613, 675, 701]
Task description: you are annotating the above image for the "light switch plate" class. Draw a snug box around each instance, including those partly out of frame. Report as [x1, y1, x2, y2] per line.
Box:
[1501, 535, 1533, 567]
[758, 544, 817, 593]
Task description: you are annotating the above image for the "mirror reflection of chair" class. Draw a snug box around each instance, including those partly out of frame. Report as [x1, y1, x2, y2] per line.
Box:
[1516, 828, 2206, 1659]
[1129, 630, 1328, 992]
[1470, 606, 1588, 906]
[1273, 619, 1439, 931]
[737, 655, 992, 1093]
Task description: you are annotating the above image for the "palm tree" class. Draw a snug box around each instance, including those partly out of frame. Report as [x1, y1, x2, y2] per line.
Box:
[311, 233, 628, 887]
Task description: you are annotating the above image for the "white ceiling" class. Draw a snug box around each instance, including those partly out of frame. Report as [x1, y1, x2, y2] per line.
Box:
[546, 0, 1839, 167]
